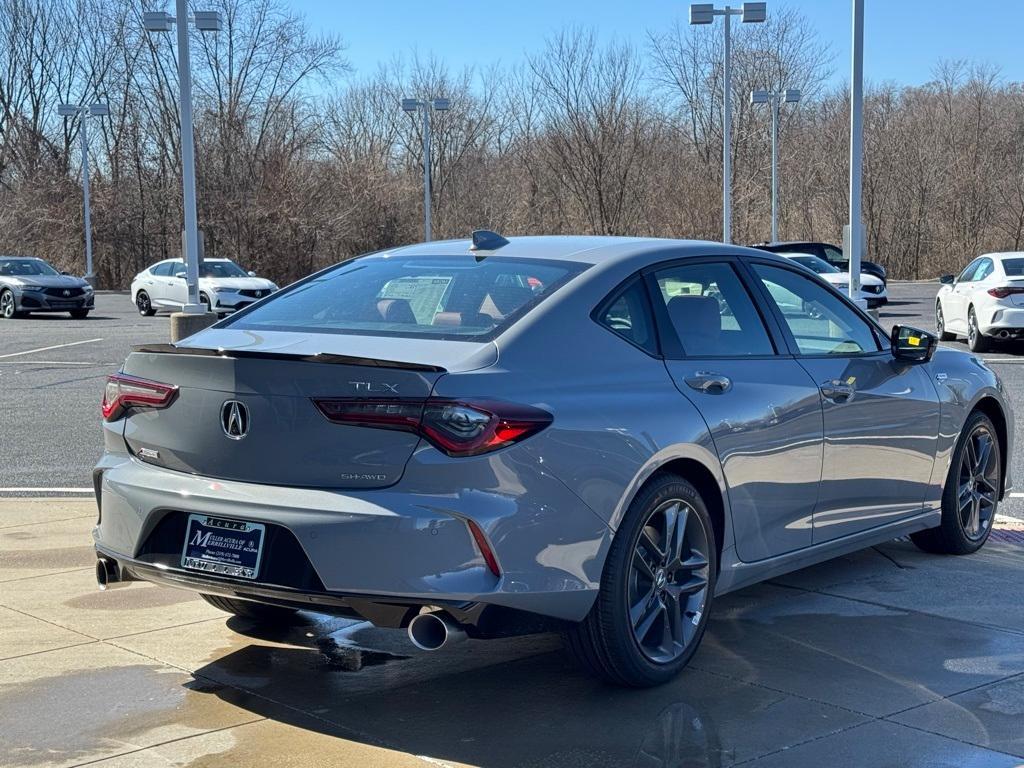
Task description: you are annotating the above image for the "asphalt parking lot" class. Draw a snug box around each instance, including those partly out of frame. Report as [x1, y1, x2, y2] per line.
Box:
[2, 283, 1024, 767]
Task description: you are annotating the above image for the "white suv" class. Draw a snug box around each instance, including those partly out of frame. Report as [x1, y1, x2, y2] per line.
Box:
[131, 259, 278, 316]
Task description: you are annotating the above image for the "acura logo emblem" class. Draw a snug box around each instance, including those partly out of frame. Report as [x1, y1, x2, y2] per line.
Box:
[221, 400, 250, 440]
[62, 289, 71, 297]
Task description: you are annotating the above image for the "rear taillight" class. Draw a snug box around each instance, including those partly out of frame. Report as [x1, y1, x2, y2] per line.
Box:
[312, 397, 552, 457]
[102, 373, 178, 421]
[987, 287, 1024, 299]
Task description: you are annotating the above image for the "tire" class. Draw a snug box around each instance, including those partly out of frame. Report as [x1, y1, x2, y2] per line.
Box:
[967, 306, 989, 353]
[565, 474, 716, 687]
[200, 594, 302, 624]
[136, 291, 155, 317]
[0, 289, 17, 319]
[69, 309, 90, 319]
[200, 293, 212, 313]
[911, 410, 1001, 555]
[935, 301, 955, 341]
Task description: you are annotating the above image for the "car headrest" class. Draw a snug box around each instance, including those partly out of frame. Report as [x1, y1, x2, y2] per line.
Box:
[487, 284, 534, 316]
[666, 295, 721, 354]
[377, 298, 417, 325]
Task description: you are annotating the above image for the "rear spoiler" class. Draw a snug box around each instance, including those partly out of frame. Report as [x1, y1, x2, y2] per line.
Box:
[131, 343, 447, 373]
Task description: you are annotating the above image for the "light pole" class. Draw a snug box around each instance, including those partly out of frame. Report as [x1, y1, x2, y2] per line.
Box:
[143, 3, 221, 315]
[690, 2, 766, 244]
[57, 103, 108, 285]
[847, 0, 865, 305]
[402, 97, 450, 242]
[750, 88, 800, 243]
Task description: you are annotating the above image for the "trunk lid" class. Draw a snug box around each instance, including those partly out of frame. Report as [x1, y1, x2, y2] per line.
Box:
[119, 330, 496, 489]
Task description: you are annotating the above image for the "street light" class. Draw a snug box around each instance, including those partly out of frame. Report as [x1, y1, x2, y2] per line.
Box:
[847, 0, 865, 306]
[57, 102, 109, 285]
[144, 2, 221, 315]
[690, 2, 767, 243]
[750, 87, 800, 242]
[402, 97, 450, 242]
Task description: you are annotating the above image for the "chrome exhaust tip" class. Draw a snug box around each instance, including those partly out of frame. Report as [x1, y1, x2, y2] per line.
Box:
[95, 557, 127, 590]
[407, 612, 468, 651]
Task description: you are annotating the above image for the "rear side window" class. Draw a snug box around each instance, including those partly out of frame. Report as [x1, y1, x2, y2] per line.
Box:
[596, 278, 658, 355]
[224, 255, 587, 340]
[651, 262, 775, 357]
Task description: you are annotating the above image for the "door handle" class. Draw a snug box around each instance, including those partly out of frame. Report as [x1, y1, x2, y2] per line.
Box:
[820, 380, 855, 403]
[684, 372, 732, 394]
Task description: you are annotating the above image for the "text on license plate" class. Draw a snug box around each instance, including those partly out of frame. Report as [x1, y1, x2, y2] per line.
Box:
[181, 514, 265, 580]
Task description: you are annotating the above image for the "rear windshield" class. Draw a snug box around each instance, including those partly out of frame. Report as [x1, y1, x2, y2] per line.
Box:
[1003, 258, 1024, 277]
[223, 254, 587, 340]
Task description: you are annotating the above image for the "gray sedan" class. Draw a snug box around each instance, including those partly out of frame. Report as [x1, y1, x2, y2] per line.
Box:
[92, 234, 1013, 687]
[0, 256, 95, 319]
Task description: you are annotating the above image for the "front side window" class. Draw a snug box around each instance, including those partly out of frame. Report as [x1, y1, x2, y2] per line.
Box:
[224, 254, 587, 340]
[958, 258, 982, 283]
[753, 263, 880, 356]
[822, 245, 845, 263]
[972, 259, 994, 282]
[651, 262, 775, 357]
[596, 278, 657, 354]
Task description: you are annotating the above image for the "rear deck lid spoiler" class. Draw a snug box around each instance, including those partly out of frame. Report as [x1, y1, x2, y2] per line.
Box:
[131, 343, 447, 373]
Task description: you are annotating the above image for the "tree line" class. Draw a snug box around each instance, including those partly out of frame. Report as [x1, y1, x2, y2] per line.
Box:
[1, 0, 1021, 287]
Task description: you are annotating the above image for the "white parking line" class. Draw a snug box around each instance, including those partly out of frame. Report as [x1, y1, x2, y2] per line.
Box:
[0, 487, 93, 493]
[1009, 493, 1024, 499]
[0, 360, 113, 366]
[0, 338, 103, 359]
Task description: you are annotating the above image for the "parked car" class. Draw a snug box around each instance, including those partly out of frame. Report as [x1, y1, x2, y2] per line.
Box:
[0, 256, 94, 319]
[754, 240, 887, 284]
[936, 252, 1024, 352]
[776, 251, 887, 308]
[94, 234, 1012, 687]
[131, 258, 278, 316]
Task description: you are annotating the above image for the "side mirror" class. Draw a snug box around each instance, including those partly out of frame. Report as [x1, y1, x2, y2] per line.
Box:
[891, 325, 937, 362]
[174, 271, 186, 278]
[939, 274, 955, 285]
[247, 270, 256, 277]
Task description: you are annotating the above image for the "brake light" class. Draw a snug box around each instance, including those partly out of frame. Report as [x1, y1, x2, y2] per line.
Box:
[987, 287, 1024, 299]
[312, 397, 552, 457]
[102, 373, 178, 421]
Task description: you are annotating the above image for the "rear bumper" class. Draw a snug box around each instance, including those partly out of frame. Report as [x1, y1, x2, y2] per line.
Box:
[981, 307, 1024, 336]
[92, 448, 611, 624]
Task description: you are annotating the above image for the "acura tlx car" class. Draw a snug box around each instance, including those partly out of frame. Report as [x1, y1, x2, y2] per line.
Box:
[0, 256, 95, 319]
[93, 233, 1013, 687]
[130, 257, 278, 316]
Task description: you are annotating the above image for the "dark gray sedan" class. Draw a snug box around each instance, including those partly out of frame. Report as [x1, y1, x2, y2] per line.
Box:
[0, 257, 95, 319]
[92, 234, 1013, 687]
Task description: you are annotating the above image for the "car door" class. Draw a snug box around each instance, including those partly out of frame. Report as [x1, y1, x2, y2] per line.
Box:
[945, 258, 984, 334]
[648, 258, 823, 562]
[747, 261, 940, 543]
[166, 261, 189, 307]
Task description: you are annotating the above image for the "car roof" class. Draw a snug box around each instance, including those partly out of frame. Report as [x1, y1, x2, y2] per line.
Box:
[757, 240, 838, 249]
[380, 235, 779, 267]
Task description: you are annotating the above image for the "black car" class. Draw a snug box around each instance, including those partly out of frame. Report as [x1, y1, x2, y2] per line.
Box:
[753, 241, 887, 284]
[0, 257, 95, 319]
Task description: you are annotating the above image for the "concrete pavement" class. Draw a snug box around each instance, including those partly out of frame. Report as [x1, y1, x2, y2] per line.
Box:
[2, 498, 1023, 767]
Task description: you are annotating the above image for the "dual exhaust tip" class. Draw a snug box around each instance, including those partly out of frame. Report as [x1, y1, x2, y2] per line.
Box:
[407, 611, 467, 651]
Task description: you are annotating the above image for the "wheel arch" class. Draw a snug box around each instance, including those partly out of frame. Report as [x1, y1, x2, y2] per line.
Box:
[972, 396, 1009, 499]
[621, 456, 727, 574]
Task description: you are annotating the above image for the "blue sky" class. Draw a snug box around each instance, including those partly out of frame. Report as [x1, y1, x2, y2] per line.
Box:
[291, 0, 1024, 87]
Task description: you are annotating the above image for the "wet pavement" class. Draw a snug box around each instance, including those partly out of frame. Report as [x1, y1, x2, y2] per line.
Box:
[2, 499, 1023, 767]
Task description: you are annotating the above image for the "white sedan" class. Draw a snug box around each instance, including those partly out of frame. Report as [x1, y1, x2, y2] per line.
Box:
[776, 252, 888, 308]
[131, 258, 278, 317]
[936, 251, 1024, 352]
